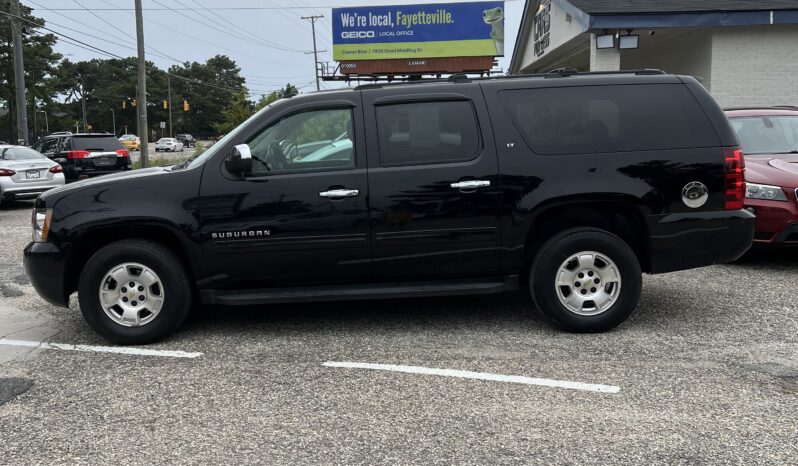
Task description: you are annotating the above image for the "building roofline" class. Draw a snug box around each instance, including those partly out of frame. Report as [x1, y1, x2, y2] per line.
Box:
[509, 0, 535, 75]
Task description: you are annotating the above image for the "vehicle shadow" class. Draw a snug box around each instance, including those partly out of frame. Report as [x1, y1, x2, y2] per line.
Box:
[0, 199, 35, 211]
[180, 292, 548, 337]
[734, 246, 798, 268]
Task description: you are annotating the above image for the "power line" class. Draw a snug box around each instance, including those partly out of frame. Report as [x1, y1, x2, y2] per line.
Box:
[0, 10, 280, 95]
[151, 0, 306, 54]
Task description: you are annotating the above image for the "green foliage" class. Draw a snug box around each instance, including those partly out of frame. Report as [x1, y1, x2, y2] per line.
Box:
[212, 89, 253, 135]
[0, 3, 65, 141]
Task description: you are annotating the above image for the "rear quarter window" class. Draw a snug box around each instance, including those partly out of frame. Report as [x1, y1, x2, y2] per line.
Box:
[498, 84, 719, 155]
[70, 136, 125, 151]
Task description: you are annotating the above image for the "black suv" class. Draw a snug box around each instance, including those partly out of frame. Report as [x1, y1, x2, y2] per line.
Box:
[176, 133, 195, 148]
[35, 132, 131, 180]
[24, 71, 754, 344]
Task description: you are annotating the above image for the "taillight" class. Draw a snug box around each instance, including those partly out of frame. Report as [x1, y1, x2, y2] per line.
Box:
[49, 165, 63, 174]
[724, 146, 745, 210]
[0, 168, 16, 177]
[116, 149, 129, 157]
[67, 150, 90, 159]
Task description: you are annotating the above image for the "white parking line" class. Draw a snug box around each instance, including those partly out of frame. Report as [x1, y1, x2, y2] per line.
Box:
[323, 361, 621, 394]
[0, 339, 203, 359]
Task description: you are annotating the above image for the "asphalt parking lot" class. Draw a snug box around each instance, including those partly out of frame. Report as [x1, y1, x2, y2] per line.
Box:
[0, 200, 796, 464]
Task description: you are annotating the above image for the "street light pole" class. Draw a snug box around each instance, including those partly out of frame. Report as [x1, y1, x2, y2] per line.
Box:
[110, 108, 116, 135]
[38, 110, 48, 133]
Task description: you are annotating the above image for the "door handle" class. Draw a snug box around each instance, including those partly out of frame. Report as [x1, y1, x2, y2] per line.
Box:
[450, 180, 490, 190]
[319, 189, 359, 198]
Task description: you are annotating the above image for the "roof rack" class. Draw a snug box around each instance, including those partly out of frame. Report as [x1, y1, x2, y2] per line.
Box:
[354, 69, 667, 90]
[724, 105, 798, 111]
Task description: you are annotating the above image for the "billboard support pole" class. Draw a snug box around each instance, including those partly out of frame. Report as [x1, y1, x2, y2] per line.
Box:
[302, 15, 324, 91]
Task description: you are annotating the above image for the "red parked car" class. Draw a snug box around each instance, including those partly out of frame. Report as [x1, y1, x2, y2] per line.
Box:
[726, 107, 798, 245]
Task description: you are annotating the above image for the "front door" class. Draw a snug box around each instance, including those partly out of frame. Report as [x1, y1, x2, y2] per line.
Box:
[199, 95, 370, 290]
[363, 84, 501, 281]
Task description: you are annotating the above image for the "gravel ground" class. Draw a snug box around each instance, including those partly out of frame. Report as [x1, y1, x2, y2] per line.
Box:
[0, 199, 796, 465]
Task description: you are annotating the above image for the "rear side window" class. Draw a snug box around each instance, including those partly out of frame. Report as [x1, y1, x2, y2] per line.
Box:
[70, 136, 125, 151]
[376, 100, 481, 167]
[498, 84, 719, 155]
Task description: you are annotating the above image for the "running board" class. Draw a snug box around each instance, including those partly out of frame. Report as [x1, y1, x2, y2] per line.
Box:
[201, 276, 519, 306]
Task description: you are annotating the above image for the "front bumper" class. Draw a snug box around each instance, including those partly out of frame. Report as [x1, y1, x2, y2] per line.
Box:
[745, 198, 798, 244]
[23, 241, 70, 307]
[647, 210, 755, 274]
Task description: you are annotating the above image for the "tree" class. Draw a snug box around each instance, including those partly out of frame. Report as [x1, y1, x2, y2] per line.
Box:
[168, 55, 246, 136]
[0, 2, 65, 141]
[212, 89, 253, 135]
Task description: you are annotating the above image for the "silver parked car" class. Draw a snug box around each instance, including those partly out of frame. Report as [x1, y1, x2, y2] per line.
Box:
[0, 145, 65, 207]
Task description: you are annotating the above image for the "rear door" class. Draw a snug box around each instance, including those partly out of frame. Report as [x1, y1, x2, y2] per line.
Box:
[363, 83, 501, 281]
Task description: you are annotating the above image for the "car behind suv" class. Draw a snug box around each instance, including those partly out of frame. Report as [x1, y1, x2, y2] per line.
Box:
[37, 133, 131, 180]
[24, 71, 754, 344]
[725, 106, 798, 245]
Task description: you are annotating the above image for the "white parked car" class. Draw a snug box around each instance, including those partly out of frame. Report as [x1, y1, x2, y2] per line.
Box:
[154, 138, 184, 152]
[0, 145, 65, 207]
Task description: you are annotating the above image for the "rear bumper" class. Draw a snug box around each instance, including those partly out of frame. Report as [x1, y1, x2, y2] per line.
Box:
[647, 210, 755, 274]
[23, 241, 70, 307]
[745, 199, 798, 244]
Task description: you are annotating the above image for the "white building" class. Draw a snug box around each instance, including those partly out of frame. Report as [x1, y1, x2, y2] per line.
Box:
[509, 0, 798, 107]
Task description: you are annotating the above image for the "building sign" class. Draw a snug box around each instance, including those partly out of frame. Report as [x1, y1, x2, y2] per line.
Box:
[533, 0, 551, 56]
[333, 1, 505, 61]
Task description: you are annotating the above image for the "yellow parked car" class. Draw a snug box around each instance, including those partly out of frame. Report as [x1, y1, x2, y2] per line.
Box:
[118, 134, 140, 151]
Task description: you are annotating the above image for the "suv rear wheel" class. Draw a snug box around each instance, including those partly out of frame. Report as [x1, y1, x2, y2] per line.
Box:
[530, 228, 641, 332]
[78, 240, 192, 344]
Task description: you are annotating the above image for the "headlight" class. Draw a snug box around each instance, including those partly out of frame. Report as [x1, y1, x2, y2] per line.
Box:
[32, 208, 53, 242]
[745, 183, 787, 201]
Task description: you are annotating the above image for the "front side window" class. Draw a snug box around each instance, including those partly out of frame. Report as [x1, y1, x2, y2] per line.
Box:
[730, 116, 798, 155]
[375, 100, 481, 167]
[248, 108, 354, 175]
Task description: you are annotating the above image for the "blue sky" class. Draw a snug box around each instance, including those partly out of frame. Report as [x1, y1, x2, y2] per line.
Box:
[29, 0, 524, 97]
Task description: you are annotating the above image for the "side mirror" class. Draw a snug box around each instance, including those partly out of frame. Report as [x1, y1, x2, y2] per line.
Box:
[225, 143, 253, 177]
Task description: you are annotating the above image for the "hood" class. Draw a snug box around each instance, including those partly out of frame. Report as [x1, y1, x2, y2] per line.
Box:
[40, 166, 173, 200]
[746, 154, 798, 187]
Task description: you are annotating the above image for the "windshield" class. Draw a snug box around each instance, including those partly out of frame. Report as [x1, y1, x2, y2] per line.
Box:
[1, 146, 46, 160]
[730, 116, 798, 155]
[183, 98, 290, 170]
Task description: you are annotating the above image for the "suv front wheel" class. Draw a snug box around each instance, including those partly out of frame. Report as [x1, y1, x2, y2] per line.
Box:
[78, 240, 192, 344]
[530, 228, 642, 332]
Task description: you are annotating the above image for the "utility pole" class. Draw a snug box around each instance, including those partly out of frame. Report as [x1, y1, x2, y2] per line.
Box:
[134, 0, 149, 167]
[10, 0, 29, 145]
[81, 78, 87, 131]
[167, 76, 172, 138]
[301, 15, 324, 91]
[110, 108, 116, 135]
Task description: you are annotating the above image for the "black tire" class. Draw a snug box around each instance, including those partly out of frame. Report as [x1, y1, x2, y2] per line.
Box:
[530, 228, 641, 333]
[78, 239, 192, 344]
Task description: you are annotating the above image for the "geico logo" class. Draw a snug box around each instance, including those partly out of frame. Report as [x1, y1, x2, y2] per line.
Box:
[341, 31, 375, 39]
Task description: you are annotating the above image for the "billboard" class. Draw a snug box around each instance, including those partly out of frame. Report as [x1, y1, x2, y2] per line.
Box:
[332, 1, 505, 61]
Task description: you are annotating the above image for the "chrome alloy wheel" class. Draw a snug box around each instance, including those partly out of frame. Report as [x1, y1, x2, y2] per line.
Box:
[555, 251, 621, 316]
[98, 262, 165, 327]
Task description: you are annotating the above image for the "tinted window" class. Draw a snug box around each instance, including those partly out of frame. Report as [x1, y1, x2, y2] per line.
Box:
[729, 116, 798, 155]
[70, 136, 124, 151]
[0, 147, 46, 160]
[376, 100, 480, 167]
[248, 108, 354, 175]
[499, 84, 719, 155]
